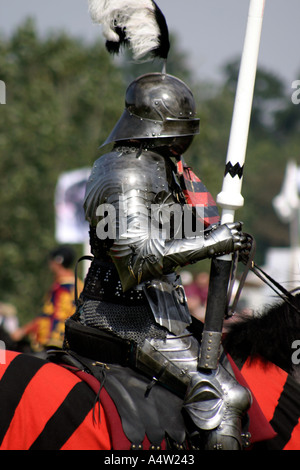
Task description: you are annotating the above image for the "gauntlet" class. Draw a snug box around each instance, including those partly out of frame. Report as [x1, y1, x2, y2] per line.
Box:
[163, 222, 246, 270]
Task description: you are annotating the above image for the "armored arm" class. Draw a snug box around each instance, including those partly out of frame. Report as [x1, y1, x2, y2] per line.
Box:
[163, 222, 244, 270]
[107, 182, 245, 290]
[84, 149, 246, 292]
[110, 217, 245, 291]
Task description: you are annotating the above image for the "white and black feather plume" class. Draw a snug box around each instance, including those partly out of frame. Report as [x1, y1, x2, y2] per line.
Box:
[88, 0, 170, 61]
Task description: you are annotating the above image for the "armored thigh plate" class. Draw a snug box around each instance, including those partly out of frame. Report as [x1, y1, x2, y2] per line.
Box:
[135, 333, 251, 449]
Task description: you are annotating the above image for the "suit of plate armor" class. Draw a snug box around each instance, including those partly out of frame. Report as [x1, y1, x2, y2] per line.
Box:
[64, 73, 251, 450]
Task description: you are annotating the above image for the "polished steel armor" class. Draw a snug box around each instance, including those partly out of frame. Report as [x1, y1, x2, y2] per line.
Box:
[69, 73, 251, 450]
[102, 73, 200, 147]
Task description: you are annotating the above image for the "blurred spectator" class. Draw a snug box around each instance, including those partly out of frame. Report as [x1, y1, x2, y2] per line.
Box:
[0, 302, 19, 336]
[12, 245, 83, 353]
[182, 271, 210, 323]
[0, 302, 20, 350]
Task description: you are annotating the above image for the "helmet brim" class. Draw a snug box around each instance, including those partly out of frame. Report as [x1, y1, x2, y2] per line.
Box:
[101, 109, 200, 147]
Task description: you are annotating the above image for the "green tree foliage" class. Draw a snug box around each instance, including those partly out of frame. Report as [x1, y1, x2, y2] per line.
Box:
[0, 19, 125, 321]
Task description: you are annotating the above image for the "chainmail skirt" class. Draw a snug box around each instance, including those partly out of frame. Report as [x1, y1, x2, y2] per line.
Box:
[78, 299, 168, 346]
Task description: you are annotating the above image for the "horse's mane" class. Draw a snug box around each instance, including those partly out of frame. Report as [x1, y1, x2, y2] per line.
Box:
[223, 293, 300, 375]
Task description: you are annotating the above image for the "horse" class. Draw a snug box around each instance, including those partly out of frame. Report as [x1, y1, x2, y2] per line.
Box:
[0, 349, 113, 450]
[223, 292, 300, 450]
[1, 294, 299, 450]
[0, 348, 271, 451]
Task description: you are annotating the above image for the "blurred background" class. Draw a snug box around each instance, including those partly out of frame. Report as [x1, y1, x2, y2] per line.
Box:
[0, 0, 299, 328]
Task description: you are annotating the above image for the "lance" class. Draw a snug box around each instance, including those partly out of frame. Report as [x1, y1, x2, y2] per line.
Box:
[198, 0, 266, 370]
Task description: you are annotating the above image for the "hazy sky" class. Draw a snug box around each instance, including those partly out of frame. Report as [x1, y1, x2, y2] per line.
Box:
[1, 0, 299, 88]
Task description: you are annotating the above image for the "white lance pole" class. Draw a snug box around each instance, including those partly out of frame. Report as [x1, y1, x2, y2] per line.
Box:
[217, 0, 266, 229]
[199, 0, 266, 370]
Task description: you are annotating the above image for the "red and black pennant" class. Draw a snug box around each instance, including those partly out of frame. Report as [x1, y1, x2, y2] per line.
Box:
[177, 157, 220, 229]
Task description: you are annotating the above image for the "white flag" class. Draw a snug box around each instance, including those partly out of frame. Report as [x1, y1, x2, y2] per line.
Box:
[55, 168, 91, 243]
[273, 161, 299, 223]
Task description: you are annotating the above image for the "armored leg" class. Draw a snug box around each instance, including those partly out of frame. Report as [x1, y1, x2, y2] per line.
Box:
[135, 334, 251, 450]
[183, 363, 252, 450]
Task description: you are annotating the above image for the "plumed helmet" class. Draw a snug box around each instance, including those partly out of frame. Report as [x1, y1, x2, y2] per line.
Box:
[102, 73, 200, 147]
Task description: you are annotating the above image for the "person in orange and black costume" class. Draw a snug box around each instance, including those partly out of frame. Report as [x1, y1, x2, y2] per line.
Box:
[12, 246, 82, 354]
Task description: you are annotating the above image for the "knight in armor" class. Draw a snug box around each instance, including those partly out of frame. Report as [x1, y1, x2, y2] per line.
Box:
[62, 72, 252, 450]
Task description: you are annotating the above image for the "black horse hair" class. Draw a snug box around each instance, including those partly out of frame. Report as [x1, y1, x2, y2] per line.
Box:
[224, 293, 300, 375]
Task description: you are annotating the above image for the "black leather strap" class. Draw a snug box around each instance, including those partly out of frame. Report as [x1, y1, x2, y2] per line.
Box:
[64, 318, 134, 367]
